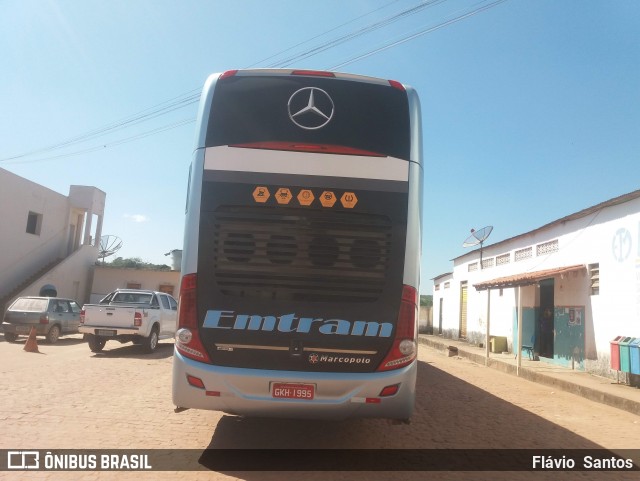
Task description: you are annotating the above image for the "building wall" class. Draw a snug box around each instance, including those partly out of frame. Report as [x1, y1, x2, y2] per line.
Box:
[0, 168, 72, 298]
[418, 306, 433, 333]
[9, 245, 99, 305]
[433, 193, 640, 377]
[0, 168, 106, 314]
[432, 273, 454, 337]
[90, 267, 181, 303]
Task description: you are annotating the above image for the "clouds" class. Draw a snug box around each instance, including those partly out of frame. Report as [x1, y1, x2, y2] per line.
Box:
[124, 213, 149, 223]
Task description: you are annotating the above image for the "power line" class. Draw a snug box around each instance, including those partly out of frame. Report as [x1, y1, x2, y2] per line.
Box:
[1, 0, 508, 164]
[0, 91, 200, 162]
[2, 118, 195, 165]
[264, 0, 448, 68]
[1, 0, 438, 163]
[246, 0, 405, 68]
[329, 0, 509, 70]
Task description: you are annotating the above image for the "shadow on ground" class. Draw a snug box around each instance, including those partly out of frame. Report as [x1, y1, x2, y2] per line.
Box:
[194, 360, 637, 480]
[89, 342, 174, 360]
[0, 335, 85, 346]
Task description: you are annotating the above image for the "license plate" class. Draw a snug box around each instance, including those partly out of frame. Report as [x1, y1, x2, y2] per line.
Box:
[96, 329, 116, 337]
[16, 325, 32, 334]
[272, 383, 314, 400]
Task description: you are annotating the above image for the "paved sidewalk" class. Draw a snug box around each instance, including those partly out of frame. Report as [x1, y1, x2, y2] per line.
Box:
[419, 334, 640, 416]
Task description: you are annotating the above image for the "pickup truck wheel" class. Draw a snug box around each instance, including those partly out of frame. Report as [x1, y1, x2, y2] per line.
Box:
[143, 327, 159, 353]
[4, 332, 18, 343]
[47, 325, 61, 344]
[87, 335, 106, 352]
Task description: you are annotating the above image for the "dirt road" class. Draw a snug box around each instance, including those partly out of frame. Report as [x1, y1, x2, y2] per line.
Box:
[0, 334, 638, 480]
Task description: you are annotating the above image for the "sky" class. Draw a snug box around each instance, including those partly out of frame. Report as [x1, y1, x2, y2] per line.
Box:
[1, 0, 639, 294]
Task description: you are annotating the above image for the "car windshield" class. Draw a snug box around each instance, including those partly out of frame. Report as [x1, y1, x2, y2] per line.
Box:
[10, 298, 49, 312]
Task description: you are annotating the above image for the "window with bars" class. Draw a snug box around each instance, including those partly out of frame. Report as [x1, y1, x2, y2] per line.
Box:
[537, 239, 559, 256]
[496, 253, 510, 266]
[589, 263, 599, 295]
[481, 257, 495, 269]
[444, 282, 450, 289]
[468, 262, 478, 272]
[435, 284, 440, 291]
[515, 247, 532, 262]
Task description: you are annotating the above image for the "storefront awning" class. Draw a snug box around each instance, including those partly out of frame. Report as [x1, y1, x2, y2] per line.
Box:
[473, 264, 585, 291]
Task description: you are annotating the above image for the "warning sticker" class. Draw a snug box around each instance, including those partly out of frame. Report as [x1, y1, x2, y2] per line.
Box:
[297, 189, 315, 206]
[275, 188, 293, 204]
[340, 192, 358, 209]
[253, 186, 270, 203]
[319, 191, 337, 208]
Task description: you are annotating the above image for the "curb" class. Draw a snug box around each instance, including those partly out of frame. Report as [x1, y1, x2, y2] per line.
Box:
[418, 336, 640, 417]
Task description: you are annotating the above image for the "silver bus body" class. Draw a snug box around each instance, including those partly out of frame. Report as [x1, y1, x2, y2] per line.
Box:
[173, 69, 422, 420]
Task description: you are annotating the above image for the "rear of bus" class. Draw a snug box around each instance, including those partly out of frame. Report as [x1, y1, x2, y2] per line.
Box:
[172, 69, 423, 420]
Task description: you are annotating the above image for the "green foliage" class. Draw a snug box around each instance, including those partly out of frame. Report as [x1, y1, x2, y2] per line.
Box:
[101, 257, 171, 271]
[420, 295, 433, 307]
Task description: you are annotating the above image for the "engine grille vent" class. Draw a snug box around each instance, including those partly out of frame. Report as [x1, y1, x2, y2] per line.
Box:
[211, 206, 392, 302]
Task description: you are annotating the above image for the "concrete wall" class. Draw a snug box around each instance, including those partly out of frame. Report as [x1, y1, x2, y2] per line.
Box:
[0, 168, 106, 315]
[432, 273, 454, 337]
[418, 306, 433, 333]
[5, 245, 99, 308]
[90, 266, 181, 303]
[0, 168, 71, 298]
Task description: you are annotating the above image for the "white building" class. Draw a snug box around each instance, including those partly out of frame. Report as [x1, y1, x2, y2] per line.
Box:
[0, 167, 105, 312]
[432, 189, 640, 377]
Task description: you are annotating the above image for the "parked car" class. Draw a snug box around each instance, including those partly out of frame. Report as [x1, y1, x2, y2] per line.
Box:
[79, 289, 177, 353]
[2, 296, 82, 344]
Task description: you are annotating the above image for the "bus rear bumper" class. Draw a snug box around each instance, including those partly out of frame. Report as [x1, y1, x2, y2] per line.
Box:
[172, 350, 416, 420]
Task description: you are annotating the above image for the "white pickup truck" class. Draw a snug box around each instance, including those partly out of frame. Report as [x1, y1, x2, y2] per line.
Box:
[79, 289, 178, 353]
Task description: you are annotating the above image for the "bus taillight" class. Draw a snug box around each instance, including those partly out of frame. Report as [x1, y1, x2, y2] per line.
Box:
[388, 80, 406, 91]
[219, 70, 238, 80]
[229, 141, 385, 157]
[291, 70, 336, 78]
[377, 285, 418, 371]
[176, 273, 211, 363]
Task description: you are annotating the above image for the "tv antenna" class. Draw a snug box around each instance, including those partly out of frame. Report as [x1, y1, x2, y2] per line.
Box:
[98, 235, 123, 264]
[463, 226, 493, 269]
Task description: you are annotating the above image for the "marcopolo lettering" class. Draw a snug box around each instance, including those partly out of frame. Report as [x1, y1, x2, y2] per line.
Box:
[319, 354, 371, 364]
[203, 310, 393, 338]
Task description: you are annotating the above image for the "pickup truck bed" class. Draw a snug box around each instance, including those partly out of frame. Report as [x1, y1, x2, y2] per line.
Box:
[79, 289, 178, 353]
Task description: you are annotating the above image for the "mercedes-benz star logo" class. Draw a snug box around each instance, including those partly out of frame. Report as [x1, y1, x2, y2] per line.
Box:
[288, 87, 334, 130]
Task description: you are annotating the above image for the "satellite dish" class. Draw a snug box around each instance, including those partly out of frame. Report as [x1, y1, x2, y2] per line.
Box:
[463, 226, 493, 269]
[463, 226, 493, 247]
[99, 235, 123, 262]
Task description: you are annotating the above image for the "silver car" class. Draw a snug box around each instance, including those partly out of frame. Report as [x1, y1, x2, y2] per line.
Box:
[2, 297, 82, 344]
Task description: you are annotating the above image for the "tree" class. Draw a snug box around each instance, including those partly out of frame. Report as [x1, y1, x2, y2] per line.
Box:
[101, 257, 171, 271]
[420, 295, 433, 307]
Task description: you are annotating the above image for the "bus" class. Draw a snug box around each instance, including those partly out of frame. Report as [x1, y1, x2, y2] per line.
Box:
[172, 69, 423, 420]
